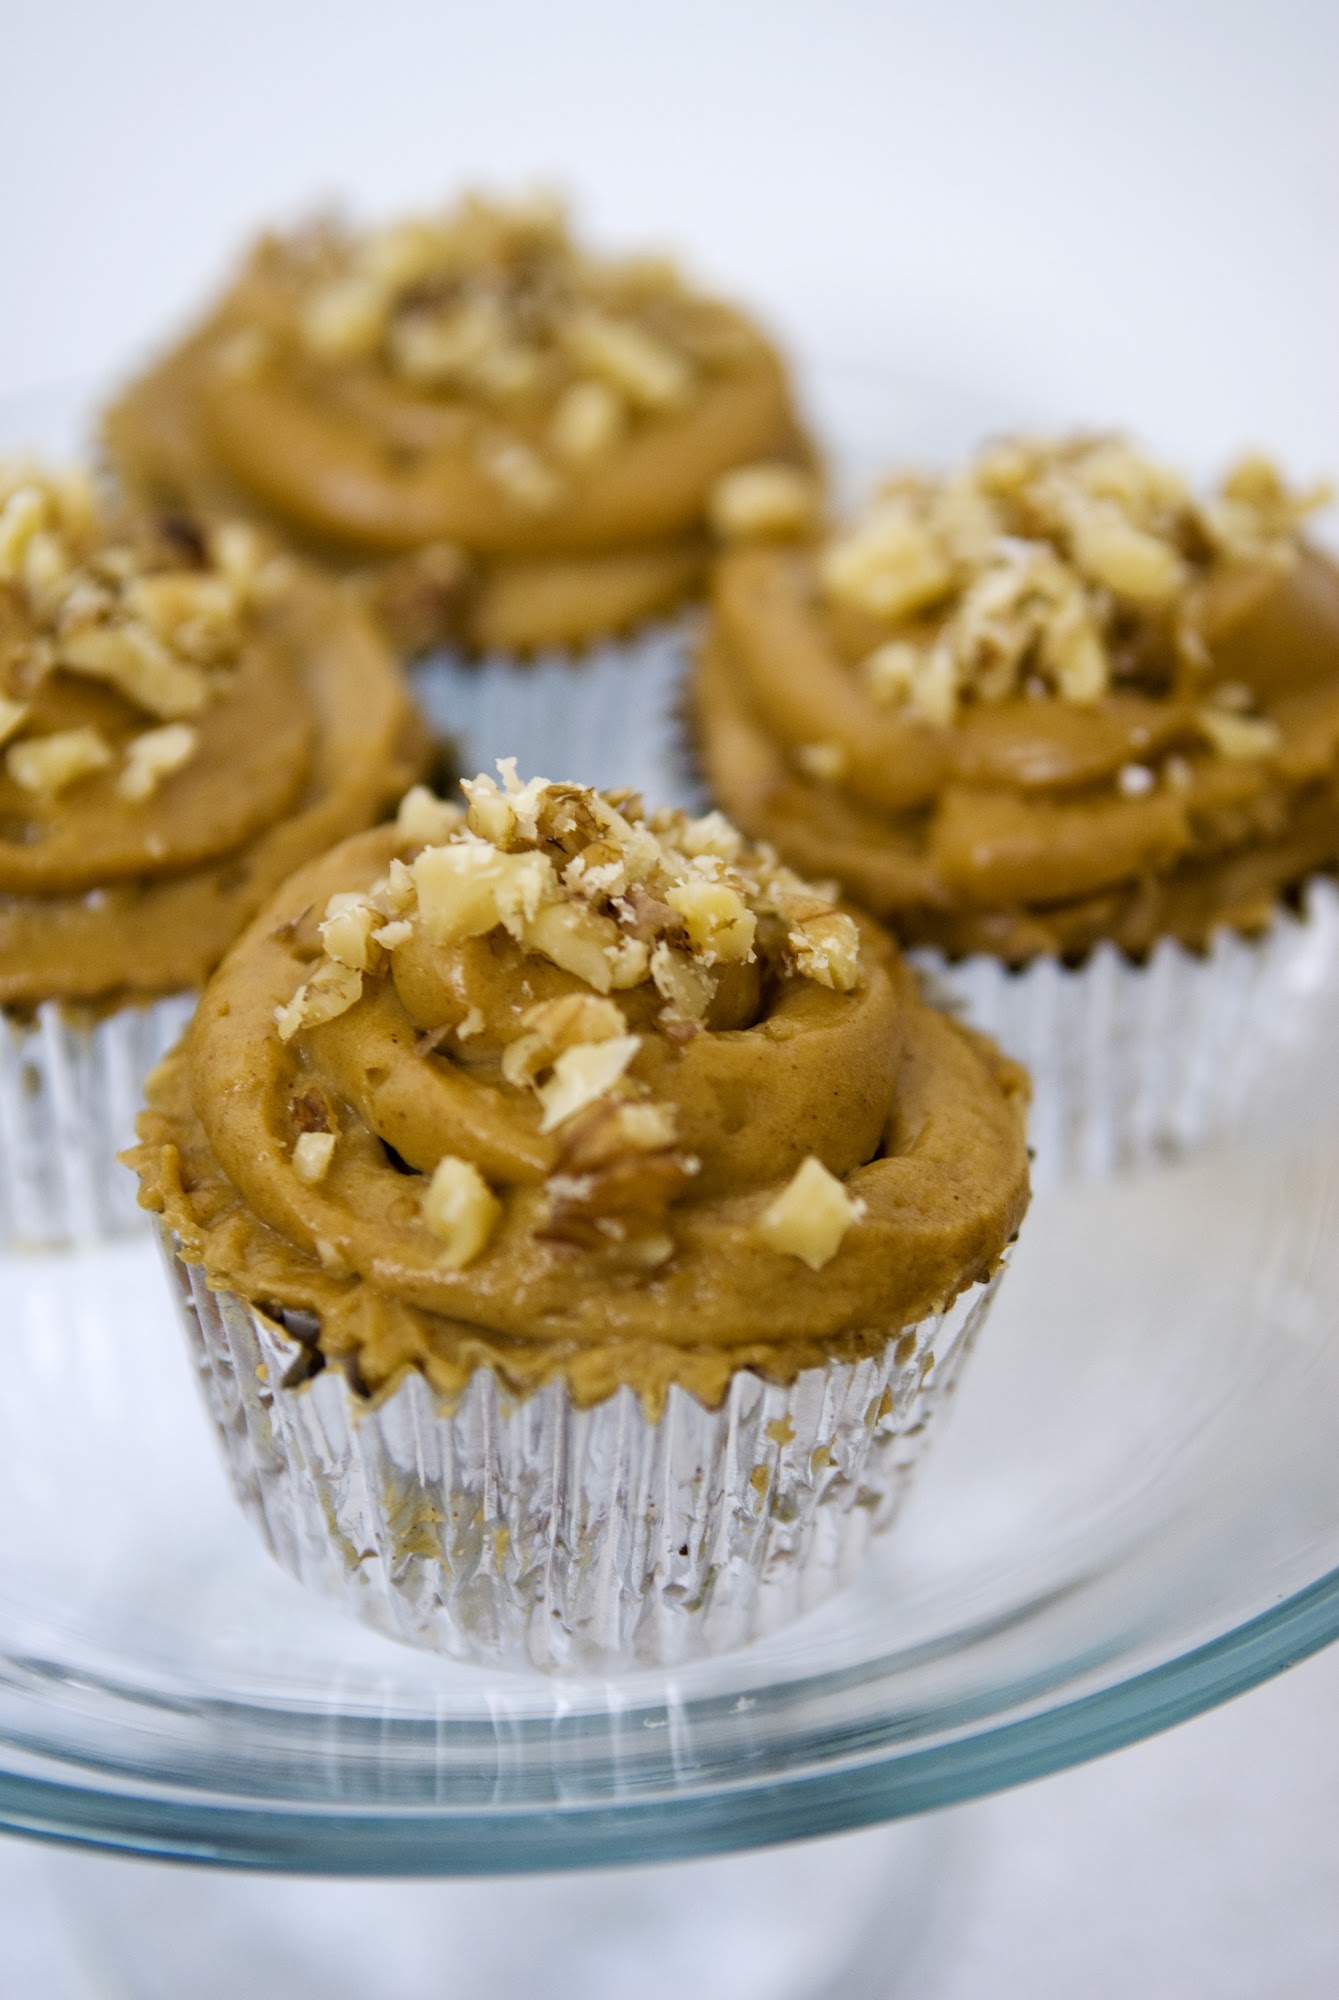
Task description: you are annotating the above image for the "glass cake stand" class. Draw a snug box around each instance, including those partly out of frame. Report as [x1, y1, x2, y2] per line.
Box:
[2, 372, 1338, 1998]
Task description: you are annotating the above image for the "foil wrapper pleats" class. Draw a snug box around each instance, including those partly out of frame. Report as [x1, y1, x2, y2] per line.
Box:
[411, 621, 696, 807]
[0, 994, 195, 1247]
[163, 1230, 1003, 1673]
[914, 877, 1339, 1188]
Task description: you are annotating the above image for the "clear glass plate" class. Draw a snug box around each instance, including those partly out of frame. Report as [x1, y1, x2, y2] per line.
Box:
[0, 373, 1337, 1877]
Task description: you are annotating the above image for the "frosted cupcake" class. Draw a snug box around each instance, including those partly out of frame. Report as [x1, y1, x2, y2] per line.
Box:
[104, 189, 807, 663]
[694, 435, 1339, 1178]
[0, 460, 424, 1243]
[130, 771, 1028, 1670]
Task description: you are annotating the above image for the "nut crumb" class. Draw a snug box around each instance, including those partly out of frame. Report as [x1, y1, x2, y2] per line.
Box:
[293, 1131, 336, 1185]
[421, 1155, 501, 1269]
[759, 1155, 866, 1271]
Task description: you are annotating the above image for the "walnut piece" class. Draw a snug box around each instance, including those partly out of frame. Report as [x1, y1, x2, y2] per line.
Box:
[759, 1156, 866, 1271]
[823, 436, 1325, 726]
[421, 1155, 501, 1269]
[396, 784, 465, 845]
[787, 910, 861, 992]
[275, 960, 364, 1043]
[57, 622, 211, 719]
[292, 1131, 337, 1185]
[549, 379, 625, 464]
[8, 726, 113, 800]
[537, 1036, 641, 1133]
[665, 879, 756, 964]
[1196, 707, 1281, 761]
[709, 463, 819, 542]
[117, 722, 199, 802]
[560, 310, 692, 410]
[0, 698, 29, 747]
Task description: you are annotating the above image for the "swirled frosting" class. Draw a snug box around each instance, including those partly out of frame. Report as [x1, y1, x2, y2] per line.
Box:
[695, 435, 1339, 961]
[131, 773, 1029, 1413]
[0, 461, 425, 1009]
[103, 193, 808, 654]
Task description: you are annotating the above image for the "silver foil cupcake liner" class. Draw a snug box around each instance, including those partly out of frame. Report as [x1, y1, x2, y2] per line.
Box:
[913, 875, 1339, 1187]
[162, 1229, 1003, 1672]
[0, 993, 195, 1247]
[411, 619, 696, 806]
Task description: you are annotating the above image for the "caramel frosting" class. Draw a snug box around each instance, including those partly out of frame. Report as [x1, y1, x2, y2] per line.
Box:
[694, 435, 1339, 962]
[103, 194, 810, 654]
[130, 773, 1029, 1414]
[0, 461, 425, 1010]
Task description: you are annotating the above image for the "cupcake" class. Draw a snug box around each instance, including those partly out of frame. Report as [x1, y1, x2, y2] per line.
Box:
[694, 435, 1339, 1179]
[129, 770, 1029, 1670]
[103, 192, 814, 792]
[0, 459, 425, 1244]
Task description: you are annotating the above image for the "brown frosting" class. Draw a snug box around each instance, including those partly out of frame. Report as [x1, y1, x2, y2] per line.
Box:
[103, 195, 811, 654]
[693, 436, 1339, 962]
[130, 776, 1029, 1414]
[0, 463, 426, 1010]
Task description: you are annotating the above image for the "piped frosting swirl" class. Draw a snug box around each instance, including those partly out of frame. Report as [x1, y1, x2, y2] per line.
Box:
[696, 434, 1339, 962]
[132, 773, 1029, 1412]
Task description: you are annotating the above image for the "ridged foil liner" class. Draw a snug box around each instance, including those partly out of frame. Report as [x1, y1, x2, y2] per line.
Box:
[160, 1226, 1003, 1673]
[913, 875, 1339, 1188]
[0, 993, 195, 1247]
[410, 619, 695, 806]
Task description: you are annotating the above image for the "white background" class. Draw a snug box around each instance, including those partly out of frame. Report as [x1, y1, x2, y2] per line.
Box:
[2, 2, 1339, 1992]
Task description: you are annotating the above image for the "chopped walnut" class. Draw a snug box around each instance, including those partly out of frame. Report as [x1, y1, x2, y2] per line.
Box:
[0, 698, 28, 747]
[412, 839, 552, 945]
[117, 722, 199, 802]
[302, 275, 386, 362]
[372, 917, 414, 951]
[787, 910, 861, 992]
[278, 771, 871, 1072]
[821, 437, 1328, 733]
[649, 940, 715, 1023]
[537, 1035, 641, 1132]
[7, 726, 113, 800]
[523, 898, 649, 993]
[501, 993, 628, 1090]
[665, 879, 756, 964]
[549, 379, 625, 464]
[1197, 708, 1281, 761]
[319, 893, 384, 973]
[58, 622, 210, 719]
[822, 498, 955, 622]
[863, 637, 958, 726]
[0, 486, 47, 582]
[478, 438, 564, 513]
[275, 959, 364, 1042]
[709, 463, 820, 542]
[759, 1156, 866, 1271]
[0, 464, 261, 773]
[292, 1131, 337, 1185]
[538, 1096, 688, 1249]
[559, 309, 693, 410]
[560, 1098, 680, 1167]
[421, 1155, 501, 1269]
[396, 784, 465, 845]
[793, 741, 848, 783]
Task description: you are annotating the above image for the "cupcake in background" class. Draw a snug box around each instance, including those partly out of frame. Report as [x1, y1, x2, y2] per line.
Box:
[103, 192, 815, 790]
[130, 770, 1028, 1670]
[694, 435, 1339, 1179]
[0, 460, 425, 1244]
